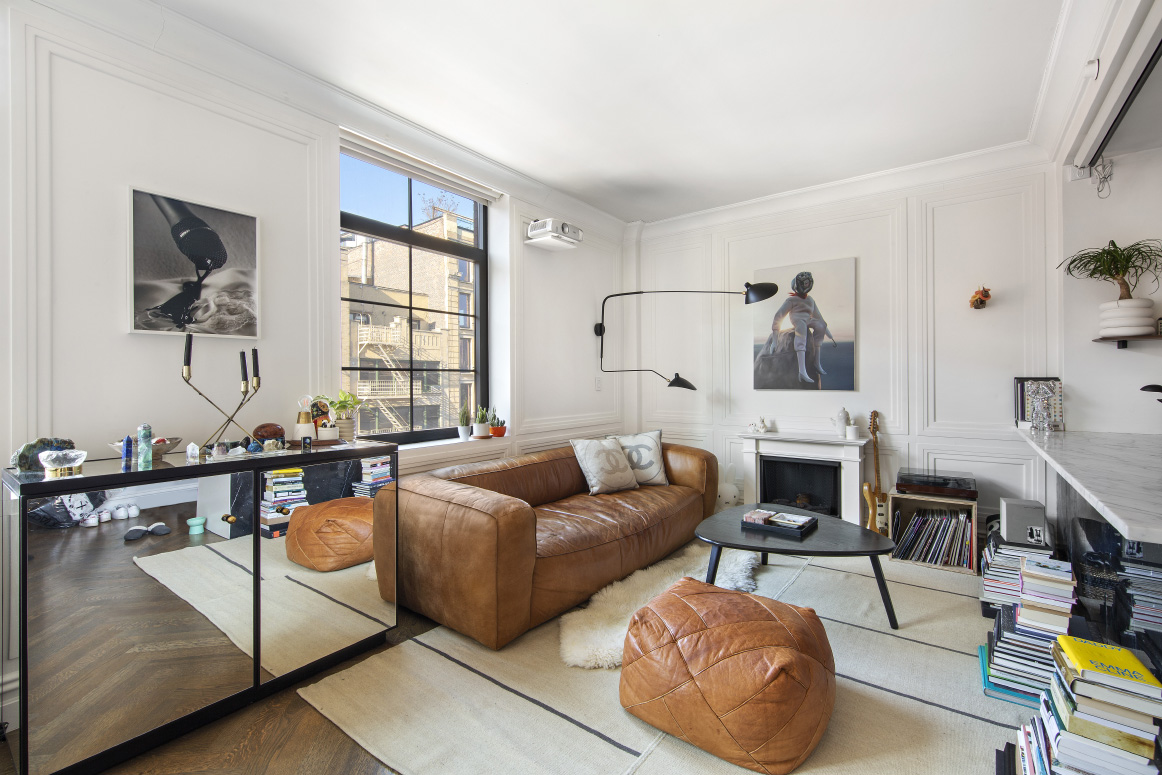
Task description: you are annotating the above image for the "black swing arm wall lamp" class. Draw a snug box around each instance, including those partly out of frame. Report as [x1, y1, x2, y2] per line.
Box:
[593, 282, 780, 391]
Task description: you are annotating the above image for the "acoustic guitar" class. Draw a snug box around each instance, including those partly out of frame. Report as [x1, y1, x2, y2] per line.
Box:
[861, 410, 888, 536]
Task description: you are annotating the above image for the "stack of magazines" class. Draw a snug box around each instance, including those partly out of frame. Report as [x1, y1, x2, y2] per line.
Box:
[741, 508, 817, 538]
[982, 531, 1054, 612]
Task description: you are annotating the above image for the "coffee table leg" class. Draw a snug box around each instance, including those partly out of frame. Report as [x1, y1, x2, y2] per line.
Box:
[705, 545, 722, 585]
[869, 555, 899, 630]
[761, 553, 768, 566]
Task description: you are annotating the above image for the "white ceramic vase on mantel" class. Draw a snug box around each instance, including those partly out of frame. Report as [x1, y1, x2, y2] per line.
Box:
[472, 422, 490, 438]
[1098, 298, 1155, 338]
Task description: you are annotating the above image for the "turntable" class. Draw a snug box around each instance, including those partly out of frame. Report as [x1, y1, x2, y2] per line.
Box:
[894, 467, 978, 500]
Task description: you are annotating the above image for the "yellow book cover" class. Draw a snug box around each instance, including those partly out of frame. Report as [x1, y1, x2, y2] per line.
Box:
[1058, 636, 1162, 698]
[268, 468, 304, 476]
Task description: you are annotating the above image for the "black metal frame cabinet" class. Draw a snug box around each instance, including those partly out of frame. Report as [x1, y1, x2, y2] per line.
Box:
[0, 441, 398, 775]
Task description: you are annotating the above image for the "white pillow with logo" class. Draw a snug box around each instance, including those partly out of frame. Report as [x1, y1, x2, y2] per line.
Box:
[570, 438, 640, 495]
[607, 429, 668, 486]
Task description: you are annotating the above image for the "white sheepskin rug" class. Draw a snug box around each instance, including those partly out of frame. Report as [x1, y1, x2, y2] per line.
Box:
[558, 541, 758, 669]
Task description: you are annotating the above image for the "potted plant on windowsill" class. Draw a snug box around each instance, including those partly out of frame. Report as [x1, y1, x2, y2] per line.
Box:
[1059, 239, 1162, 337]
[488, 407, 507, 437]
[313, 390, 364, 441]
[457, 401, 472, 441]
[472, 406, 490, 439]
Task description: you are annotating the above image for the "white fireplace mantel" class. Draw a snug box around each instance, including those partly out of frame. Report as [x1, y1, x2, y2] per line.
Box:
[740, 432, 869, 525]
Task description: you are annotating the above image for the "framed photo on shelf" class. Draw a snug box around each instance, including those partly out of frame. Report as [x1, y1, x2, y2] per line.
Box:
[1013, 377, 1063, 430]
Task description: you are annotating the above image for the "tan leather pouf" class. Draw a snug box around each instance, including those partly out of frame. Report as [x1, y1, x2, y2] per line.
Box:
[285, 497, 374, 572]
[620, 577, 835, 774]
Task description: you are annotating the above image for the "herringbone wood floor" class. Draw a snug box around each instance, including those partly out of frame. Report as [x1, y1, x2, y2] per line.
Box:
[3, 505, 435, 775]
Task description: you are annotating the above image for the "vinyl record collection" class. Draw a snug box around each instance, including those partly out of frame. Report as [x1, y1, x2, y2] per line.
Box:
[890, 508, 974, 569]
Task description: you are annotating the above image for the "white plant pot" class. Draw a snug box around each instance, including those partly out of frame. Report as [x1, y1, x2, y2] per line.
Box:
[1098, 298, 1154, 337]
[472, 422, 490, 437]
[457, 426, 471, 440]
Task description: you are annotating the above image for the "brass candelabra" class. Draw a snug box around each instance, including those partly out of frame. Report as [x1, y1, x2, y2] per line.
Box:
[181, 333, 262, 449]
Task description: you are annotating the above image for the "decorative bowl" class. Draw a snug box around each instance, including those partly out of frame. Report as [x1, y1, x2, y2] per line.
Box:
[38, 449, 87, 469]
[107, 437, 183, 456]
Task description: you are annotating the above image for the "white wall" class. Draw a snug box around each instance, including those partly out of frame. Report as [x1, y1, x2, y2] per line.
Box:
[630, 160, 1061, 514]
[1060, 146, 1162, 434]
[0, 0, 629, 474]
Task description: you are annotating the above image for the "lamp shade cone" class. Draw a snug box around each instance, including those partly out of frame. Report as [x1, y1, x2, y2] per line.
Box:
[668, 373, 697, 390]
[1143, 384, 1162, 402]
[743, 282, 779, 304]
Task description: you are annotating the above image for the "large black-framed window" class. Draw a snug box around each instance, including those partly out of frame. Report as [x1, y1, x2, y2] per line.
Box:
[339, 151, 488, 444]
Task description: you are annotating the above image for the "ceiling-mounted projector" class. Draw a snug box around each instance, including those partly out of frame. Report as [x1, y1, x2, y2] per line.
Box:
[525, 219, 582, 250]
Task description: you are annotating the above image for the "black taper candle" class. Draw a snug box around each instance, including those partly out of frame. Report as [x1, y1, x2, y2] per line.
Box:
[251, 348, 260, 379]
[240, 351, 248, 382]
[184, 333, 193, 367]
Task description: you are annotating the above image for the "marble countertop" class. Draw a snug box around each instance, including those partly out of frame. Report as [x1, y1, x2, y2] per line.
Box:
[739, 431, 869, 447]
[1019, 430, 1162, 542]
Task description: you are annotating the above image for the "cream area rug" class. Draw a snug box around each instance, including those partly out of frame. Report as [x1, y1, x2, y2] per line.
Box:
[134, 536, 394, 676]
[299, 553, 1026, 775]
[560, 540, 758, 669]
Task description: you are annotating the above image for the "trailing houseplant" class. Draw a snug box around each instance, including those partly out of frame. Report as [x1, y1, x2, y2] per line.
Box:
[1059, 239, 1162, 300]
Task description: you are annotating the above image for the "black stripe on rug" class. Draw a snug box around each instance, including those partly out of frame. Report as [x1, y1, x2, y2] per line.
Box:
[807, 562, 980, 599]
[206, 544, 258, 578]
[284, 576, 393, 628]
[837, 673, 1016, 730]
[413, 637, 641, 758]
[817, 616, 978, 658]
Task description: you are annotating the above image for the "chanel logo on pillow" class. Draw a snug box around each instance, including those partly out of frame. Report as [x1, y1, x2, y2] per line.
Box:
[606, 430, 668, 486]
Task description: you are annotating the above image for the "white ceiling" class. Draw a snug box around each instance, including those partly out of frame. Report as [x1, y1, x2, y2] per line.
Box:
[152, 0, 1064, 223]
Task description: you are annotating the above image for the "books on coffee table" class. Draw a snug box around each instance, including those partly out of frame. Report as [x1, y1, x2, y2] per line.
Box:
[741, 509, 818, 539]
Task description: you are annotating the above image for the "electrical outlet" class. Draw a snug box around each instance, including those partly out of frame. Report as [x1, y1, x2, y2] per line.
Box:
[595, 376, 603, 392]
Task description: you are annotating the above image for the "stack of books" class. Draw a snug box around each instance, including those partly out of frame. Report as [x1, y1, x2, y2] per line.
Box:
[260, 467, 307, 538]
[890, 508, 973, 569]
[1017, 636, 1161, 775]
[1117, 560, 1162, 634]
[982, 603, 1060, 708]
[352, 455, 393, 498]
[982, 531, 1054, 613]
[1017, 557, 1077, 637]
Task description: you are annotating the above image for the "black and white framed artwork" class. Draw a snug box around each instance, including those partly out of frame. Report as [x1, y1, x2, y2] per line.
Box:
[130, 189, 259, 338]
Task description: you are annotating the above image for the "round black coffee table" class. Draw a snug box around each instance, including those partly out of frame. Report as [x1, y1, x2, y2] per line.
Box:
[695, 503, 899, 629]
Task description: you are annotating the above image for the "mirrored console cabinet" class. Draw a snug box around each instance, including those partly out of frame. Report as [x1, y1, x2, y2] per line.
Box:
[0, 441, 398, 775]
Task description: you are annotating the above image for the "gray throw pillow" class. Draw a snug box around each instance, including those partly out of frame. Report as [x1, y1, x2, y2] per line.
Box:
[607, 430, 668, 486]
[570, 438, 640, 495]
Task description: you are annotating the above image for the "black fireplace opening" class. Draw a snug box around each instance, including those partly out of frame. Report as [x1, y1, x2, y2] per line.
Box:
[759, 456, 841, 517]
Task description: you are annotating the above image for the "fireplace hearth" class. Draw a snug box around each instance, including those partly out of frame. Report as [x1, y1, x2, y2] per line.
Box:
[759, 456, 841, 517]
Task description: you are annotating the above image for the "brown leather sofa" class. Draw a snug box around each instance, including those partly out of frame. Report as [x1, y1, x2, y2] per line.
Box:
[372, 443, 718, 649]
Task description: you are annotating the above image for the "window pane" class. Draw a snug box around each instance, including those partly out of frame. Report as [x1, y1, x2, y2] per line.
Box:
[343, 371, 410, 435]
[413, 371, 466, 431]
[340, 153, 409, 227]
[412, 311, 476, 370]
[411, 248, 476, 314]
[342, 301, 415, 369]
[342, 233, 409, 306]
[411, 180, 478, 247]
